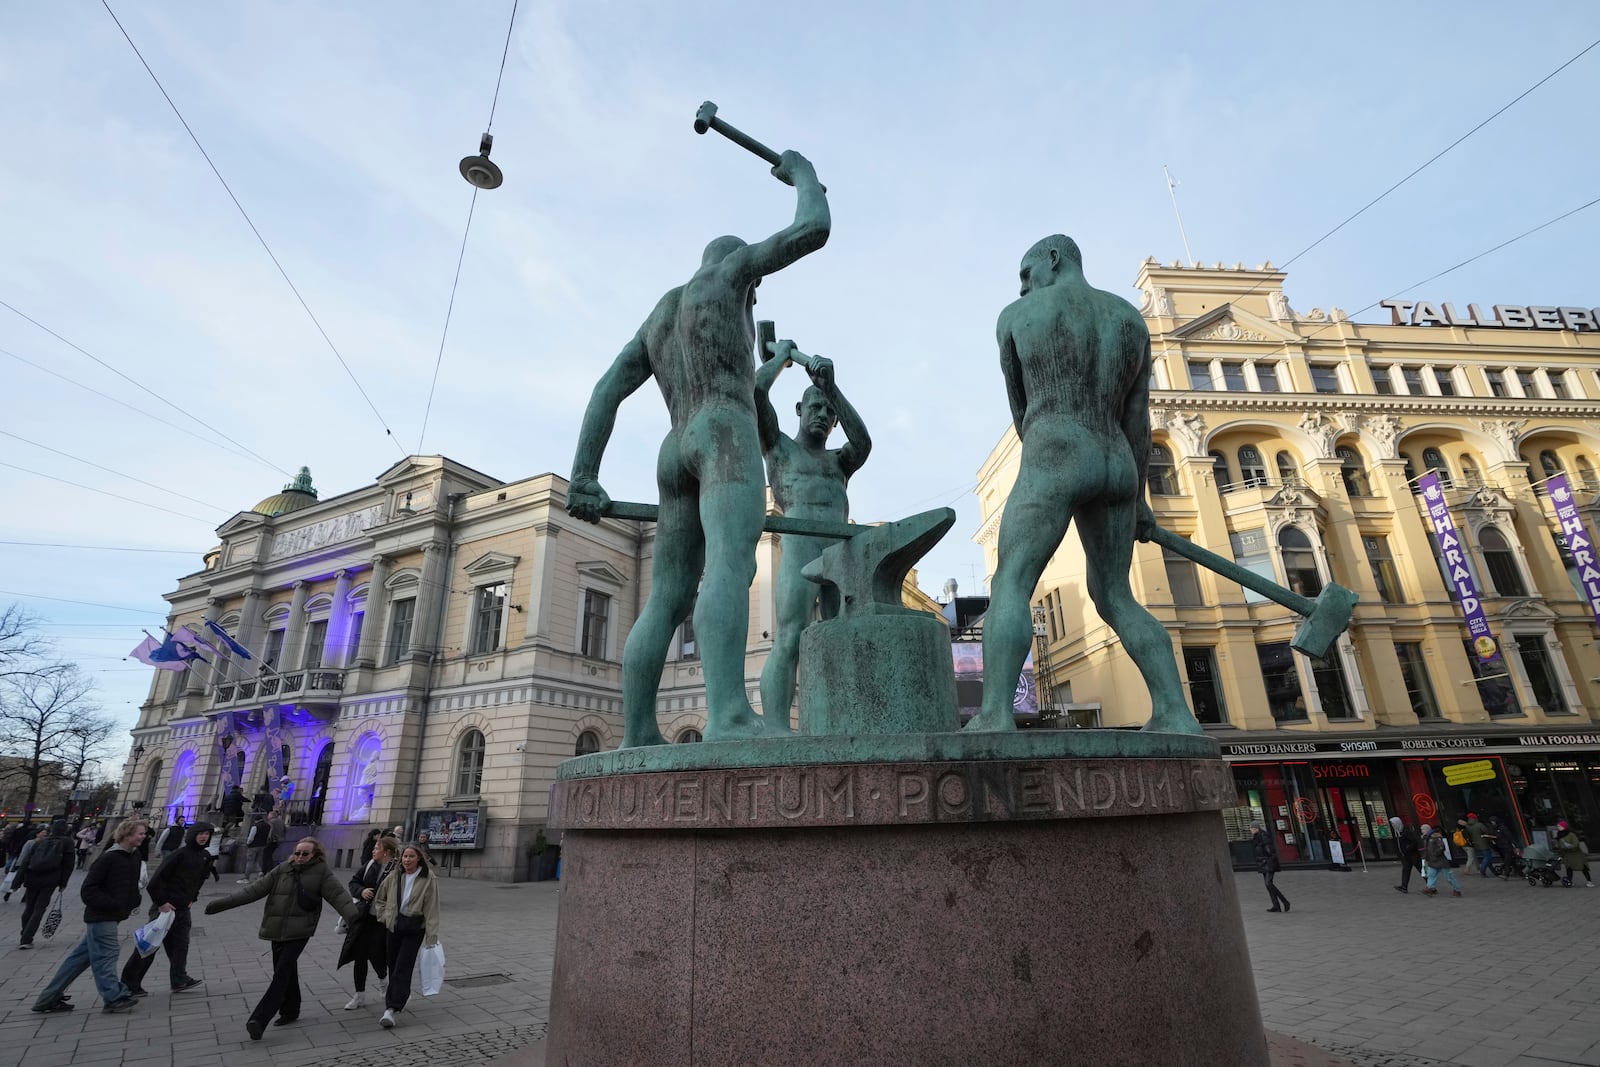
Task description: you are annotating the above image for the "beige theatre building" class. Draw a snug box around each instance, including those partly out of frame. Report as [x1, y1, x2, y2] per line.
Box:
[974, 259, 1600, 869]
[124, 458, 941, 880]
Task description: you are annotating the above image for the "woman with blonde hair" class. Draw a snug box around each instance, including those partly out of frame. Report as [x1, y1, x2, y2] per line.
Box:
[372, 842, 442, 1028]
[206, 836, 360, 1041]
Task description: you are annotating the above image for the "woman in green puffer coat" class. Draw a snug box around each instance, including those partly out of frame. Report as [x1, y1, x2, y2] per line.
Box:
[1553, 820, 1593, 888]
[205, 836, 361, 1041]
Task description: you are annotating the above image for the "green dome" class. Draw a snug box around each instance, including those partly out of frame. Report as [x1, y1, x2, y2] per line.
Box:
[252, 467, 319, 517]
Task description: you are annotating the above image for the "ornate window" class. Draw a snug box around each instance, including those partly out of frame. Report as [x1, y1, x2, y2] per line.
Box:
[1421, 447, 1453, 489]
[454, 730, 486, 797]
[1336, 446, 1370, 497]
[345, 733, 381, 822]
[1183, 647, 1227, 725]
[472, 582, 508, 655]
[1578, 456, 1598, 491]
[384, 598, 415, 665]
[308, 742, 334, 825]
[1478, 528, 1526, 597]
[575, 730, 601, 756]
[1363, 535, 1401, 603]
[303, 618, 328, 671]
[1539, 450, 1565, 482]
[1237, 445, 1267, 488]
[1459, 456, 1483, 489]
[1209, 450, 1232, 490]
[1275, 451, 1300, 487]
[1395, 643, 1440, 719]
[1147, 444, 1177, 496]
[1279, 527, 1323, 598]
[581, 590, 611, 659]
[675, 728, 703, 744]
[1256, 642, 1307, 722]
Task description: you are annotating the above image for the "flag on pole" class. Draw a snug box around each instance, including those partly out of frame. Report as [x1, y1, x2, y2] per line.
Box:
[204, 619, 253, 660]
[130, 633, 206, 671]
[172, 626, 218, 658]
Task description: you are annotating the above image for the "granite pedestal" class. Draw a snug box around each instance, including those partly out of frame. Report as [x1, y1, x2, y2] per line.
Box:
[546, 733, 1268, 1066]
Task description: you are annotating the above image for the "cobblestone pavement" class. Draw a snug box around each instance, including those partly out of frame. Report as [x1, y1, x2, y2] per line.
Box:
[1, 861, 1597, 1065]
[1242, 863, 1600, 1066]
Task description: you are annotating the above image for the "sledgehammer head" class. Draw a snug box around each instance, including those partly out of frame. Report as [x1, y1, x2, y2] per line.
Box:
[1291, 582, 1359, 659]
[694, 101, 718, 134]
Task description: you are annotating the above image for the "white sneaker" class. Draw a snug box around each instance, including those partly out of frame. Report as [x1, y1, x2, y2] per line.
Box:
[380, 1009, 395, 1029]
[344, 992, 364, 1010]
[1588, 882, 1595, 888]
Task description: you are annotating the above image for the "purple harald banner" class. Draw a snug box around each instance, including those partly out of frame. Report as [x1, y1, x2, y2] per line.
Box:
[1548, 473, 1600, 630]
[1417, 471, 1503, 663]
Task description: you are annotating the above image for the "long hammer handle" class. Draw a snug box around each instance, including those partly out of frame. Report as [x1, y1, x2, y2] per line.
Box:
[605, 500, 860, 541]
[693, 101, 825, 192]
[755, 319, 822, 374]
[1143, 523, 1317, 617]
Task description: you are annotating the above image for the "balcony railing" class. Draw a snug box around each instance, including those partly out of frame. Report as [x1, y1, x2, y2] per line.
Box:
[211, 670, 345, 708]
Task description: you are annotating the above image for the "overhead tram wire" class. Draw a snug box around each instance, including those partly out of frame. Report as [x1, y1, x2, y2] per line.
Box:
[0, 542, 194, 555]
[99, 0, 405, 459]
[0, 461, 219, 524]
[0, 346, 267, 469]
[1217, 34, 1600, 304]
[0, 303, 289, 476]
[0, 430, 228, 512]
[0, 590, 167, 617]
[417, 0, 521, 455]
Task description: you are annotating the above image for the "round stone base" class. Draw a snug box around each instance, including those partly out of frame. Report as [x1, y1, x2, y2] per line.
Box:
[547, 757, 1266, 1066]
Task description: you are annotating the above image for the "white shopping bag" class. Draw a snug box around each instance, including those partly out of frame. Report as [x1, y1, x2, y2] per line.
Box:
[419, 942, 445, 996]
[133, 909, 175, 958]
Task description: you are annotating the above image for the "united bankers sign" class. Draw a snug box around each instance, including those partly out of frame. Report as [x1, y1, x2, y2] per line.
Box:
[1381, 299, 1599, 332]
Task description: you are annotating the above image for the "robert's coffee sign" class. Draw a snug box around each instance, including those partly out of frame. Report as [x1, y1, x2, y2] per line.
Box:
[1381, 299, 1598, 332]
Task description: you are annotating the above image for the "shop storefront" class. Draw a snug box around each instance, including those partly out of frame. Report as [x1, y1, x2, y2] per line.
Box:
[1222, 729, 1600, 869]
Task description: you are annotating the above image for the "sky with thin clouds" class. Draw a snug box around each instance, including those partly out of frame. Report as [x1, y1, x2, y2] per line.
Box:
[3, 2, 1598, 765]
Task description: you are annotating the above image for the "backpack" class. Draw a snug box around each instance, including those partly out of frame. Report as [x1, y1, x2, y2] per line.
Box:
[1452, 829, 1468, 847]
[25, 838, 69, 881]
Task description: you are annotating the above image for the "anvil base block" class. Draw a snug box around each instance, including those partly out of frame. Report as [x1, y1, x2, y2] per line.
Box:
[545, 757, 1267, 1066]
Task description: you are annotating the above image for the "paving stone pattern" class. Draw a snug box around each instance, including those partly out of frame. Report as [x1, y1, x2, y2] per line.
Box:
[0, 862, 1596, 1065]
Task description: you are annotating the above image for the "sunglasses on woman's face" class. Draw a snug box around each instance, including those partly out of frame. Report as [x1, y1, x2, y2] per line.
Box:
[292, 850, 314, 858]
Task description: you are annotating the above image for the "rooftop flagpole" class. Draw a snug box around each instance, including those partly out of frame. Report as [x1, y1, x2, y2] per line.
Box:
[1164, 165, 1196, 267]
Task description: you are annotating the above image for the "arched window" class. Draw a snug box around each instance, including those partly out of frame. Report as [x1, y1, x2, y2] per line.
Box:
[1147, 444, 1177, 496]
[260, 745, 291, 795]
[1209, 450, 1232, 490]
[1336, 446, 1370, 497]
[1275, 451, 1300, 487]
[1402, 454, 1419, 485]
[308, 743, 334, 825]
[1237, 445, 1267, 488]
[454, 730, 486, 796]
[142, 757, 164, 809]
[675, 728, 703, 744]
[1421, 447, 1453, 489]
[1578, 456, 1599, 491]
[1478, 528, 1527, 597]
[575, 730, 601, 756]
[1279, 527, 1323, 598]
[1540, 450, 1565, 481]
[1459, 455, 1483, 489]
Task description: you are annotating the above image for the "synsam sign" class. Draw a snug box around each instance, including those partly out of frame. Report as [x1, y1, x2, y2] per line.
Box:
[1381, 299, 1599, 332]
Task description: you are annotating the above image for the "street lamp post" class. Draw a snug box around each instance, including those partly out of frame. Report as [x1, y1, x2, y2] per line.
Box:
[121, 744, 146, 815]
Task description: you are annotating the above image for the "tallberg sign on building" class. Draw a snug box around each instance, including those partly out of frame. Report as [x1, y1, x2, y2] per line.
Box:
[1380, 299, 1599, 331]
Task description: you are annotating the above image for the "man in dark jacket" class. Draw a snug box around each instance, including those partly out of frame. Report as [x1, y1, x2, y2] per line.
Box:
[1390, 816, 1424, 893]
[155, 817, 187, 859]
[16, 820, 74, 948]
[119, 821, 214, 996]
[221, 786, 246, 837]
[31, 818, 149, 1014]
[1251, 823, 1291, 913]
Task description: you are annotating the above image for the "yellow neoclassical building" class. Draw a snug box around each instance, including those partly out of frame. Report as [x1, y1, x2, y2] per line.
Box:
[974, 259, 1600, 867]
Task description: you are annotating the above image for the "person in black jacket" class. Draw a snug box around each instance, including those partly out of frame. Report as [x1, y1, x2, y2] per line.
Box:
[1390, 816, 1424, 893]
[31, 818, 149, 1014]
[155, 817, 187, 859]
[338, 835, 398, 1009]
[16, 820, 74, 948]
[119, 821, 215, 996]
[1251, 823, 1291, 913]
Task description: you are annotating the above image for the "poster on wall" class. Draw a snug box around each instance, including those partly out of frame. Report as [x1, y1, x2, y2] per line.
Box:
[952, 644, 1038, 718]
[414, 808, 481, 850]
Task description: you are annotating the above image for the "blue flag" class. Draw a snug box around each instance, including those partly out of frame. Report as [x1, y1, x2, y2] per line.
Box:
[204, 619, 253, 660]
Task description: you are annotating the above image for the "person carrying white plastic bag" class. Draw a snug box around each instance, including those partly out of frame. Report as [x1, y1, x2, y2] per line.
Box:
[419, 941, 445, 997]
[133, 909, 175, 958]
[371, 842, 443, 1029]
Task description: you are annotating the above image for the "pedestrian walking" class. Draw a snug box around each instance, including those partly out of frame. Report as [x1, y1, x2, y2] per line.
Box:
[372, 843, 442, 1028]
[119, 821, 214, 997]
[4, 823, 34, 874]
[30, 818, 149, 1014]
[154, 817, 186, 859]
[1489, 814, 1520, 878]
[203, 836, 360, 1041]
[241, 813, 271, 883]
[1553, 821, 1593, 887]
[74, 824, 99, 871]
[1250, 824, 1291, 913]
[4, 827, 46, 904]
[1464, 812, 1494, 876]
[1453, 816, 1475, 873]
[16, 821, 74, 948]
[1422, 825, 1463, 897]
[339, 835, 398, 1009]
[1390, 816, 1423, 893]
[265, 808, 286, 869]
[220, 786, 246, 839]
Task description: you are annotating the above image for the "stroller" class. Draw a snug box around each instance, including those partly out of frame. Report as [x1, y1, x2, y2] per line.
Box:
[1521, 843, 1563, 887]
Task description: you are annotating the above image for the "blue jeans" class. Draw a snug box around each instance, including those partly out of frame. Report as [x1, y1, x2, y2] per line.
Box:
[1425, 866, 1462, 892]
[35, 921, 127, 1008]
[1477, 848, 1495, 875]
